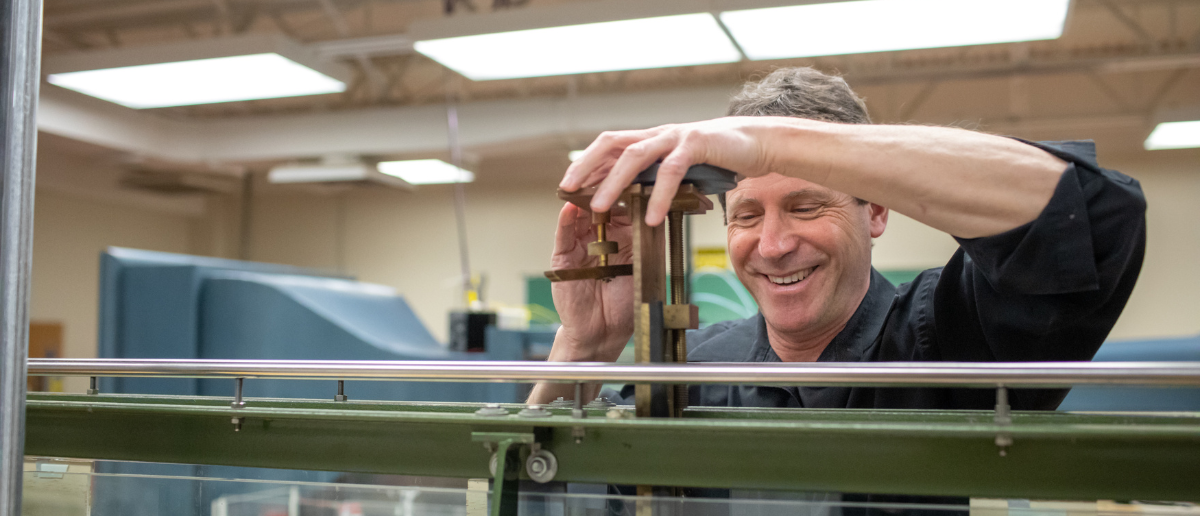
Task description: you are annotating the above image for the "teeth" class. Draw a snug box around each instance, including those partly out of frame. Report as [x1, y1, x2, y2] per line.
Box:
[769, 267, 814, 285]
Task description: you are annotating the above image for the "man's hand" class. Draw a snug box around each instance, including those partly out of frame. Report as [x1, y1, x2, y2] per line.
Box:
[527, 203, 634, 404]
[561, 118, 788, 226]
[549, 202, 634, 363]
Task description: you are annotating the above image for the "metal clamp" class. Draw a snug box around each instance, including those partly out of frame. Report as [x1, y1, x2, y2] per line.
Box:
[472, 432, 537, 516]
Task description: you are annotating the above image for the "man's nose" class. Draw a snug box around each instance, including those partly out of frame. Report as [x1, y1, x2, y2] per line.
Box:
[757, 212, 798, 260]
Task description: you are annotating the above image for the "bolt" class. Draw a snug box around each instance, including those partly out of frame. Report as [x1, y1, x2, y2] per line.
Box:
[334, 380, 348, 402]
[528, 457, 547, 475]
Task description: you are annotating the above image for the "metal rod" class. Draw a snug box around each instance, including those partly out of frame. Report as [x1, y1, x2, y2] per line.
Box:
[596, 222, 608, 267]
[334, 379, 347, 402]
[668, 211, 685, 306]
[231, 377, 244, 408]
[25, 359, 1200, 388]
[1, 0, 43, 509]
[667, 211, 688, 417]
[444, 85, 472, 306]
[572, 382, 584, 419]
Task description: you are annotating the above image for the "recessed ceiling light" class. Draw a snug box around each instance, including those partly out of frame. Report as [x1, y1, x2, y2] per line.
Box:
[377, 159, 475, 184]
[268, 161, 413, 189]
[268, 163, 375, 183]
[1144, 120, 1200, 150]
[413, 13, 741, 81]
[720, 0, 1071, 61]
[47, 53, 345, 109]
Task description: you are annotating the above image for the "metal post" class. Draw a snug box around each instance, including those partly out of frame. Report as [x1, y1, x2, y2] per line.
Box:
[231, 378, 245, 431]
[1, 0, 43, 511]
[334, 380, 347, 402]
[667, 211, 688, 417]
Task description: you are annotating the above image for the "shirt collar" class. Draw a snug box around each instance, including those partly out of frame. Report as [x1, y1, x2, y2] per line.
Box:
[745, 268, 897, 363]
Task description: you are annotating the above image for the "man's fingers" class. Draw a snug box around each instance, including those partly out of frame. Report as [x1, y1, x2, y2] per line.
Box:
[572, 201, 595, 241]
[645, 145, 702, 226]
[552, 203, 580, 258]
[561, 128, 662, 192]
[591, 131, 679, 215]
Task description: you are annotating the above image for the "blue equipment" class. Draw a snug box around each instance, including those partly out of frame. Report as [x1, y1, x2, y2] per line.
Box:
[98, 247, 553, 401]
[93, 247, 555, 515]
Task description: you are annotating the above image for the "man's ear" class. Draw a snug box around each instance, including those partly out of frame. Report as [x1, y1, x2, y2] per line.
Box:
[868, 203, 889, 238]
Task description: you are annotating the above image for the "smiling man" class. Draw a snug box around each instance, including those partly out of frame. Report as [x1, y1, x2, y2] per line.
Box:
[528, 67, 1146, 411]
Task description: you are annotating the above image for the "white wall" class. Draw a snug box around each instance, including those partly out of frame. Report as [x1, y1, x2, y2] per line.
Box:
[29, 191, 195, 391]
[1104, 153, 1200, 340]
[247, 183, 565, 342]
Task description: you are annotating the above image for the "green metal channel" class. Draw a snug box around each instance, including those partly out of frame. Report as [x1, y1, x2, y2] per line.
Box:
[25, 394, 1200, 502]
[34, 393, 1194, 425]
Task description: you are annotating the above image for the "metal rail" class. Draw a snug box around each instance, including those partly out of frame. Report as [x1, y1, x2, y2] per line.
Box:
[1, 0, 43, 511]
[27, 358, 1200, 388]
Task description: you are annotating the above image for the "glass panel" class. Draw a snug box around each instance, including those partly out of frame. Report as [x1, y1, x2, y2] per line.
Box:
[21, 458, 1200, 516]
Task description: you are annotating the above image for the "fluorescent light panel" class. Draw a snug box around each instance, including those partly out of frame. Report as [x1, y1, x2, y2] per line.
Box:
[47, 53, 345, 109]
[1144, 120, 1200, 150]
[268, 164, 373, 183]
[413, 13, 741, 81]
[720, 0, 1071, 61]
[377, 159, 475, 184]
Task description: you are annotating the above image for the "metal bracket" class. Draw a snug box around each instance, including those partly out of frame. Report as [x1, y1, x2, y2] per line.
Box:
[471, 432, 536, 516]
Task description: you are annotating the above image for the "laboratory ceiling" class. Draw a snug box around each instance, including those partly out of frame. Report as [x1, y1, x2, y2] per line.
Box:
[33, 0, 1200, 190]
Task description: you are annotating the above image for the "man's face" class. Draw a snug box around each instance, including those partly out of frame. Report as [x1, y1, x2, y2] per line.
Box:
[726, 174, 888, 339]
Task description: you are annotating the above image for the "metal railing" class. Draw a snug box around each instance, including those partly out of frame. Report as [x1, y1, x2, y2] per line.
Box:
[27, 358, 1200, 389]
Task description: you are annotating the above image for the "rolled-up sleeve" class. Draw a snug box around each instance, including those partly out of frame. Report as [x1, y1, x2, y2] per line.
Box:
[925, 140, 1146, 406]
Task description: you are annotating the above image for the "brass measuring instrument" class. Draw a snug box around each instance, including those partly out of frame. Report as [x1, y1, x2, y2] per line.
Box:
[544, 164, 738, 419]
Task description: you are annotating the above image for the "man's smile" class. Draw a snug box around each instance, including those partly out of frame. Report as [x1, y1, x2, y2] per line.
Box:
[765, 266, 818, 286]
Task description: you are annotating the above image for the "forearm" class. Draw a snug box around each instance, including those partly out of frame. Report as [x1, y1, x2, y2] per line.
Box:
[767, 120, 1067, 238]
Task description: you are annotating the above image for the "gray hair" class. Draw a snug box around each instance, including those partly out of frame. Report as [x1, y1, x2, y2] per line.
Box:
[727, 67, 871, 123]
[720, 67, 871, 217]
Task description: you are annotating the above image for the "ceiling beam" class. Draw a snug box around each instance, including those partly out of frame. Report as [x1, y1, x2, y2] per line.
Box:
[37, 83, 733, 163]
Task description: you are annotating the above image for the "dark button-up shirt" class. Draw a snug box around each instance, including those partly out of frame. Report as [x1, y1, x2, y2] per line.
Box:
[605, 140, 1147, 411]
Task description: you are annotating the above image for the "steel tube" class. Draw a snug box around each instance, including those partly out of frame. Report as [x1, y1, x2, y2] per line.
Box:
[25, 359, 1200, 388]
[0, 0, 42, 509]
